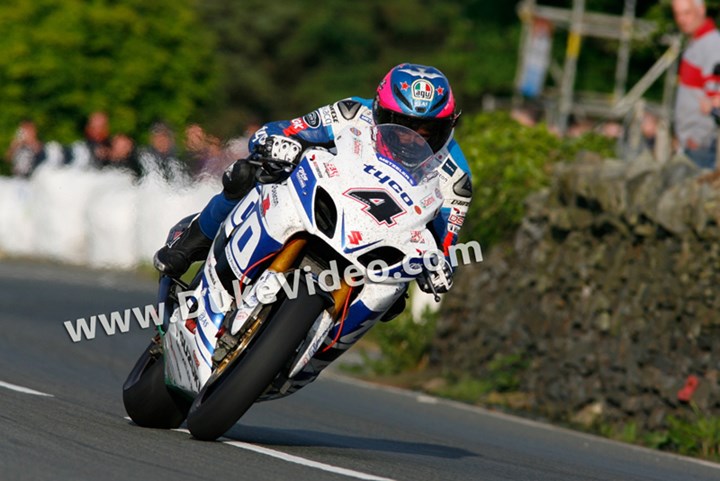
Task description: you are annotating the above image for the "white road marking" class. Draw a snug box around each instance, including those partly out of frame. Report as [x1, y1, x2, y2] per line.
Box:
[172, 428, 397, 481]
[326, 373, 720, 472]
[0, 380, 54, 397]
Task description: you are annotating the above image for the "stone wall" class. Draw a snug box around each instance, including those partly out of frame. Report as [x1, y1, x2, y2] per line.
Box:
[433, 152, 720, 431]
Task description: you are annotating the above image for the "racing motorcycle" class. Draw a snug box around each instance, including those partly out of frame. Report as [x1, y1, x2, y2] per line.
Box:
[123, 123, 446, 441]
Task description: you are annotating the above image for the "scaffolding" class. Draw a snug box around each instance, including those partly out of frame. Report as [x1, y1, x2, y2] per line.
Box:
[515, 0, 682, 162]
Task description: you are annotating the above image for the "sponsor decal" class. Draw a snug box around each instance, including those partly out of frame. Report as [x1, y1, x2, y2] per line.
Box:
[251, 127, 268, 146]
[197, 308, 210, 329]
[360, 113, 373, 124]
[297, 166, 309, 189]
[424, 170, 440, 182]
[353, 139, 362, 156]
[410, 230, 424, 243]
[412, 79, 435, 101]
[450, 199, 470, 206]
[374, 154, 416, 186]
[282, 117, 308, 136]
[347, 231, 363, 245]
[362, 164, 413, 206]
[441, 158, 458, 177]
[324, 162, 339, 177]
[415, 205, 422, 214]
[448, 207, 465, 227]
[320, 106, 338, 125]
[421, 194, 435, 208]
[178, 332, 201, 388]
[400, 81, 409, 90]
[233, 310, 250, 332]
[261, 195, 270, 215]
[270, 185, 280, 206]
[349, 127, 361, 136]
[435, 187, 442, 198]
[304, 111, 320, 128]
[184, 318, 197, 334]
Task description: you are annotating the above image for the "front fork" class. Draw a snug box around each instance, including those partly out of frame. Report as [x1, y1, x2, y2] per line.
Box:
[266, 236, 351, 320]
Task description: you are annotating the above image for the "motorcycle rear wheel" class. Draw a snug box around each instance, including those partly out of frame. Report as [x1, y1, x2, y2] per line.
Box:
[123, 342, 192, 429]
[186, 278, 330, 441]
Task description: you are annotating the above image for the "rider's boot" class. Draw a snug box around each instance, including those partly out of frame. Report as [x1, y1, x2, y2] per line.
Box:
[153, 159, 258, 278]
[153, 218, 212, 278]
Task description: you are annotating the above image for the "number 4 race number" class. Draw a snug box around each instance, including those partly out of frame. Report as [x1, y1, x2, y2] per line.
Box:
[344, 189, 405, 226]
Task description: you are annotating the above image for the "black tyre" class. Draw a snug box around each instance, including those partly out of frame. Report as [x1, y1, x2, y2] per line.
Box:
[123, 343, 192, 429]
[186, 278, 330, 441]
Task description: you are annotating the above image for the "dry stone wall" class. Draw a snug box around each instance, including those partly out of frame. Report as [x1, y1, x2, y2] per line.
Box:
[433, 152, 720, 431]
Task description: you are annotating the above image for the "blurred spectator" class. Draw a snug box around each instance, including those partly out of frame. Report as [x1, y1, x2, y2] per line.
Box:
[511, 107, 540, 127]
[107, 134, 142, 177]
[672, 0, 720, 169]
[567, 116, 593, 138]
[138, 122, 187, 182]
[185, 123, 225, 177]
[5, 120, 45, 177]
[641, 112, 658, 151]
[68, 111, 112, 168]
[224, 119, 262, 164]
[599, 121, 624, 140]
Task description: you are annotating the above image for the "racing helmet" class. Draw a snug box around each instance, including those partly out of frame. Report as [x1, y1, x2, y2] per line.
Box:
[373, 63, 458, 153]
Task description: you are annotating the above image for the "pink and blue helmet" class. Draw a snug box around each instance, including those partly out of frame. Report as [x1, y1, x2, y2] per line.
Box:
[373, 63, 458, 153]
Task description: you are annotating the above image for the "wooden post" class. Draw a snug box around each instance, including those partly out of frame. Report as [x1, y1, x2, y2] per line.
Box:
[658, 35, 682, 163]
[557, 0, 585, 134]
[613, 0, 636, 102]
[514, 0, 536, 107]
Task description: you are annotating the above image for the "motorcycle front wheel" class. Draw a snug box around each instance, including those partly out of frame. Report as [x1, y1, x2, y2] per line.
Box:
[186, 277, 331, 441]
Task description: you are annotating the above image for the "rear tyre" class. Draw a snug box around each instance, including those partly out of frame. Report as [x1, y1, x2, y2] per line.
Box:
[123, 343, 192, 429]
[187, 279, 330, 441]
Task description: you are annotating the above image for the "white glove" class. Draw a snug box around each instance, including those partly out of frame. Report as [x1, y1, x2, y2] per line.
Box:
[263, 135, 303, 163]
[416, 254, 453, 294]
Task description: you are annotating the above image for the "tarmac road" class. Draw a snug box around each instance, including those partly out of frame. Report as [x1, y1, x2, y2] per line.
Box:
[1, 258, 719, 481]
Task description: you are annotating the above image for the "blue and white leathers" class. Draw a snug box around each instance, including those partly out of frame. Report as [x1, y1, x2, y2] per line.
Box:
[162, 124, 450, 399]
[198, 97, 473, 258]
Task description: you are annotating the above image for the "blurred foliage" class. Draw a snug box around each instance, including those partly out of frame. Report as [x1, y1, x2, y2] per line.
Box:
[427, 353, 529, 404]
[196, 0, 521, 136]
[0, 0, 218, 151]
[663, 404, 720, 460]
[0, 0, 704, 164]
[598, 403, 720, 461]
[456, 111, 615, 247]
[361, 306, 437, 376]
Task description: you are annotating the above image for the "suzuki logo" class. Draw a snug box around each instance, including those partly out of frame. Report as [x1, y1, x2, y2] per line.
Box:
[348, 231, 363, 245]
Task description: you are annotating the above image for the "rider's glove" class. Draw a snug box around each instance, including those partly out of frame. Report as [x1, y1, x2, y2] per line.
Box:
[257, 135, 303, 164]
[416, 254, 454, 294]
[252, 135, 304, 183]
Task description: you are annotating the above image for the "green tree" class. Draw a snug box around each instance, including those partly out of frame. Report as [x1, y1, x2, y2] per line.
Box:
[0, 0, 218, 151]
[198, 0, 496, 136]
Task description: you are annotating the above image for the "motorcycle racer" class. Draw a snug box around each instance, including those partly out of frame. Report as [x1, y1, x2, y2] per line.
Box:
[154, 63, 473, 296]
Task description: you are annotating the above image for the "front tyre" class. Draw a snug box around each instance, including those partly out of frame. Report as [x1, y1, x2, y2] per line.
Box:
[187, 278, 331, 441]
[123, 342, 192, 429]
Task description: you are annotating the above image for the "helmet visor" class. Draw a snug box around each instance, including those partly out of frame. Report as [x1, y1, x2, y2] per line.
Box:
[374, 106, 454, 153]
